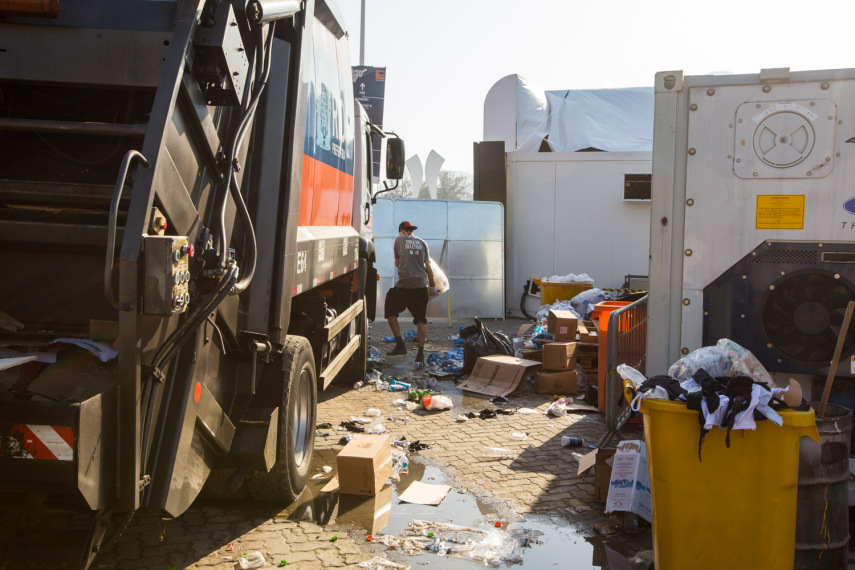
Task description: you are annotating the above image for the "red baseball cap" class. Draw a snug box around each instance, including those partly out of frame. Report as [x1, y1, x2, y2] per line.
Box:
[398, 221, 418, 231]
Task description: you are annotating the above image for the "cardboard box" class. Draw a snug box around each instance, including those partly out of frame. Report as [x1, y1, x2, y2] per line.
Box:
[577, 447, 617, 503]
[336, 483, 393, 533]
[459, 355, 542, 398]
[548, 309, 578, 341]
[535, 370, 577, 394]
[542, 342, 578, 371]
[336, 434, 393, 496]
[604, 440, 652, 522]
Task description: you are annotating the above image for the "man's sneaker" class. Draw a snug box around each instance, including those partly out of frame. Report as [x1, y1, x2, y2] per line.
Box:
[387, 342, 407, 356]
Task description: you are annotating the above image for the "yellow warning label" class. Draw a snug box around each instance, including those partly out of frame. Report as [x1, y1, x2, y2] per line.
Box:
[756, 195, 805, 230]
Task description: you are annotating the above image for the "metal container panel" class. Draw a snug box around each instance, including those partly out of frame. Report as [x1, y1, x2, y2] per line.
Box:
[373, 198, 504, 318]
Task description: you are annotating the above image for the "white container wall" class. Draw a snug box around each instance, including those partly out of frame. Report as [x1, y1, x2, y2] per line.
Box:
[506, 151, 652, 316]
[373, 198, 504, 319]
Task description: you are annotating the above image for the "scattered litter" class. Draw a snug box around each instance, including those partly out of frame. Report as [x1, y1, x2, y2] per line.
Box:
[546, 397, 573, 417]
[357, 556, 410, 570]
[422, 394, 453, 410]
[337, 435, 354, 445]
[494, 522, 502, 528]
[455, 414, 469, 422]
[483, 447, 515, 459]
[388, 415, 408, 423]
[517, 408, 539, 414]
[491, 395, 509, 404]
[51, 338, 118, 362]
[330, 535, 338, 542]
[467, 408, 516, 420]
[225, 542, 235, 551]
[278, 561, 287, 567]
[311, 465, 334, 479]
[350, 416, 372, 424]
[382, 336, 396, 343]
[510, 432, 528, 440]
[561, 436, 594, 448]
[365, 408, 382, 417]
[393, 438, 430, 453]
[315, 431, 330, 437]
[316, 422, 333, 429]
[340, 421, 365, 433]
[404, 329, 417, 341]
[398, 481, 452, 506]
[238, 552, 266, 570]
[353, 381, 364, 389]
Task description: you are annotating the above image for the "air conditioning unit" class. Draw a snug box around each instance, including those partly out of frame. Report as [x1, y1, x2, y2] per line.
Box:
[647, 67, 855, 380]
[703, 240, 855, 376]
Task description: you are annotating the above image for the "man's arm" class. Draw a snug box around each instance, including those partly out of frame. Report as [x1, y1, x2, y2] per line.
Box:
[424, 256, 435, 287]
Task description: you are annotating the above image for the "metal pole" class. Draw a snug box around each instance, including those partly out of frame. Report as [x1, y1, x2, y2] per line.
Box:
[359, 0, 365, 65]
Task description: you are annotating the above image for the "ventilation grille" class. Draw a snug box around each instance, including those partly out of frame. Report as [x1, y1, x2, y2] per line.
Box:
[750, 249, 817, 265]
[751, 249, 817, 265]
[763, 273, 855, 363]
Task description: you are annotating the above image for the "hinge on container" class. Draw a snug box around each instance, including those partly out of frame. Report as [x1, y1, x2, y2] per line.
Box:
[139, 475, 151, 490]
[142, 364, 166, 384]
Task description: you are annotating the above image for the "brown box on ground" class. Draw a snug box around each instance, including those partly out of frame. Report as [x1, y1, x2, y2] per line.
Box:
[535, 370, 577, 394]
[542, 342, 578, 371]
[336, 483, 393, 533]
[336, 434, 393, 496]
[577, 448, 617, 503]
[547, 310, 579, 341]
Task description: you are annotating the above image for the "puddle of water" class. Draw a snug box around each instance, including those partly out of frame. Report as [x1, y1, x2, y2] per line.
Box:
[278, 450, 651, 569]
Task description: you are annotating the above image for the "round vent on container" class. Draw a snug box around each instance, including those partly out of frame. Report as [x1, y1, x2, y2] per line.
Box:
[753, 111, 815, 168]
[762, 272, 855, 364]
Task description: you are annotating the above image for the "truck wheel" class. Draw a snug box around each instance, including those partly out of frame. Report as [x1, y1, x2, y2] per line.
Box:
[248, 336, 317, 501]
[342, 297, 368, 383]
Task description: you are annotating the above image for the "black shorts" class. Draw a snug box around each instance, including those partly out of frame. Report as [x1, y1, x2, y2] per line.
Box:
[384, 287, 429, 324]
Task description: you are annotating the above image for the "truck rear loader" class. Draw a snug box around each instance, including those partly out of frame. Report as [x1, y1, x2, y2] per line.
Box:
[0, 0, 403, 566]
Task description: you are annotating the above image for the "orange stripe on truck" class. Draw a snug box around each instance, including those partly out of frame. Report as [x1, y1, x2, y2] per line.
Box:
[298, 154, 353, 227]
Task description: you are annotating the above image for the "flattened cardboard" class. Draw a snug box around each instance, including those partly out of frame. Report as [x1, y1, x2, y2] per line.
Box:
[398, 481, 452, 506]
[459, 355, 542, 397]
[548, 310, 578, 341]
[535, 370, 577, 394]
[578, 448, 617, 503]
[336, 434, 393, 496]
[542, 342, 578, 371]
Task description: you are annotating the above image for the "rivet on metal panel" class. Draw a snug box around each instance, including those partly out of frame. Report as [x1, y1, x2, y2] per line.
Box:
[690, 104, 698, 111]
[826, 157, 831, 162]
[688, 148, 696, 155]
[729, 123, 733, 128]
[741, 314, 746, 319]
[686, 199, 694, 206]
[810, 101, 816, 106]
[661, 217, 669, 225]
[738, 118, 743, 123]
[685, 249, 692, 256]
[777, 358, 782, 363]
[828, 115, 834, 120]
[819, 243, 824, 247]
[767, 343, 773, 348]
[769, 284, 775, 290]
[742, 275, 747, 279]
[704, 311, 709, 316]
[682, 298, 690, 306]
[822, 82, 830, 90]
[781, 271, 786, 276]
[756, 104, 762, 109]
[837, 152, 841, 157]
[706, 88, 715, 96]
[839, 120, 843, 125]
[727, 154, 732, 159]
[736, 158, 741, 163]
[753, 172, 758, 177]
[762, 85, 771, 93]
[835, 273, 841, 279]
[807, 171, 812, 176]
[681, 347, 690, 355]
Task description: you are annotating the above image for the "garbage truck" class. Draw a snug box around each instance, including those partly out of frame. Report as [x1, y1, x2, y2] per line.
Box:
[0, 0, 403, 566]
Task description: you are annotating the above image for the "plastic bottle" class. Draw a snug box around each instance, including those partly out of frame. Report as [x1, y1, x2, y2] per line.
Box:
[353, 381, 364, 389]
[375, 381, 389, 391]
[483, 447, 515, 458]
[561, 436, 584, 447]
[239, 552, 267, 570]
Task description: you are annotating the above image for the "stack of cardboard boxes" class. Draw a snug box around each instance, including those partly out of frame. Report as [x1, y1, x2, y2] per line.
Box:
[335, 434, 394, 533]
[535, 309, 579, 395]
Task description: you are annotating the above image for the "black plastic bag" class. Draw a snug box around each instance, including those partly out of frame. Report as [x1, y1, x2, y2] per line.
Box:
[461, 317, 513, 374]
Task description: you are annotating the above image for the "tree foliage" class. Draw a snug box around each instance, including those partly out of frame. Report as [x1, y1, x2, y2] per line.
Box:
[399, 170, 473, 201]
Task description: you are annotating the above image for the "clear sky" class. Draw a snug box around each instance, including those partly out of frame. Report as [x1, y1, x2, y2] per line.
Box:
[337, 0, 854, 174]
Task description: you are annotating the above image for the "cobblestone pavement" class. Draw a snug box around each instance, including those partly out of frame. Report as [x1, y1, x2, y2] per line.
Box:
[92, 316, 644, 569]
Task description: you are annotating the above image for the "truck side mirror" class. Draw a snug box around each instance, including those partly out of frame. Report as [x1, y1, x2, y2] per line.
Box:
[386, 138, 405, 180]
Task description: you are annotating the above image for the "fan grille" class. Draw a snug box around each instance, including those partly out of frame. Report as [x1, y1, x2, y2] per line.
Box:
[763, 273, 855, 363]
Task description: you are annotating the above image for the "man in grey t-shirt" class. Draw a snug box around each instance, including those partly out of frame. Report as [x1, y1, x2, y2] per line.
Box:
[385, 221, 436, 365]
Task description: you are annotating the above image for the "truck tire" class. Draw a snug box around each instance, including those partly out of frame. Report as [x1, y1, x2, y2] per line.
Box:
[341, 296, 368, 383]
[247, 336, 317, 501]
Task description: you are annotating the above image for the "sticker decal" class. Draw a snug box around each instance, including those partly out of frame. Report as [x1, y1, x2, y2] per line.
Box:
[317, 240, 325, 262]
[296, 251, 307, 274]
[844, 198, 855, 215]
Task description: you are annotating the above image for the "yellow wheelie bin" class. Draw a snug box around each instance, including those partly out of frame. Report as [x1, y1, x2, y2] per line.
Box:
[625, 382, 819, 569]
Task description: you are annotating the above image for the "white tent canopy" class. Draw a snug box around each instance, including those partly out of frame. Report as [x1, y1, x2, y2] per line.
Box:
[483, 74, 653, 153]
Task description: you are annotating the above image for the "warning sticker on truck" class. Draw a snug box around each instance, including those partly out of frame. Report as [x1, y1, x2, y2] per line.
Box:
[756, 195, 805, 230]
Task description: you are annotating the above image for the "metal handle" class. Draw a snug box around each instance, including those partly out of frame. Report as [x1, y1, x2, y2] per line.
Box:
[104, 150, 150, 311]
